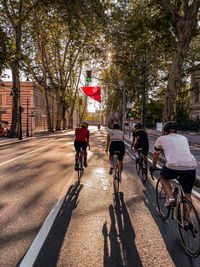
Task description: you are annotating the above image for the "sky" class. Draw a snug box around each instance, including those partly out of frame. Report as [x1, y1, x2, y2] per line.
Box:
[2, 69, 101, 113]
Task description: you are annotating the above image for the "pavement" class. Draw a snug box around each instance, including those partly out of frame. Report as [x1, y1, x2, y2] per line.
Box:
[0, 127, 200, 187]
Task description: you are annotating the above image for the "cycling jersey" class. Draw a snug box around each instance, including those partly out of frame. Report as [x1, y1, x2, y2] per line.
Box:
[108, 129, 124, 141]
[75, 127, 89, 142]
[154, 133, 197, 170]
[133, 128, 149, 146]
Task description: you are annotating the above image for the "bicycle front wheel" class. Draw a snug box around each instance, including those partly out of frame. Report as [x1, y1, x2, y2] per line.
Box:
[156, 179, 170, 220]
[178, 198, 200, 257]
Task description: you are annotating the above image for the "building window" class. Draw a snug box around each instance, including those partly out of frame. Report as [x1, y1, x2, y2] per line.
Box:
[0, 94, 7, 105]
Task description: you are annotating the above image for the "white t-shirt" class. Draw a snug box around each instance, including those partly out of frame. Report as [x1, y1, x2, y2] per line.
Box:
[154, 133, 197, 170]
[108, 129, 124, 142]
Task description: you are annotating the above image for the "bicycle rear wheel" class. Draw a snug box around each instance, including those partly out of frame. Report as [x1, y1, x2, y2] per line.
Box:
[141, 159, 148, 183]
[178, 198, 200, 257]
[78, 156, 84, 181]
[113, 166, 119, 196]
[156, 179, 170, 220]
[135, 158, 140, 174]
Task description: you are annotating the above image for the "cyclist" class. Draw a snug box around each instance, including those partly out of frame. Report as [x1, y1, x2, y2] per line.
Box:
[105, 123, 125, 181]
[131, 123, 149, 165]
[150, 121, 197, 208]
[74, 122, 90, 171]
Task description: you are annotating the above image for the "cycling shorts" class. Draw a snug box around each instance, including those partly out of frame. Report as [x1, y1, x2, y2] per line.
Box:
[74, 141, 87, 152]
[134, 142, 149, 156]
[109, 141, 125, 161]
[160, 165, 196, 194]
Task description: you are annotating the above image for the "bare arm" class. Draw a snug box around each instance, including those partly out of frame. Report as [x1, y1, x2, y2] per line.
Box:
[152, 152, 160, 169]
[131, 136, 135, 148]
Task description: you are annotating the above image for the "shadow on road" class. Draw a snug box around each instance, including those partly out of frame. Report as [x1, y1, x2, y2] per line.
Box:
[102, 192, 142, 267]
[143, 177, 200, 267]
[31, 182, 83, 267]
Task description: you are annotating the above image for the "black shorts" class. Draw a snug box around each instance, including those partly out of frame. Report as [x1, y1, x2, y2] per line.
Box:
[74, 141, 87, 152]
[160, 165, 196, 194]
[134, 142, 149, 156]
[109, 141, 125, 161]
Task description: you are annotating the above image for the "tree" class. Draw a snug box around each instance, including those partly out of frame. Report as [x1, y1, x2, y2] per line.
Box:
[159, 0, 200, 121]
[0, 0, 42, 137]
[0, 26, 8, 77]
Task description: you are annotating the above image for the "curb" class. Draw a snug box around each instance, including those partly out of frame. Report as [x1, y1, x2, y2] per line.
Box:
[0, 130, 71, 149]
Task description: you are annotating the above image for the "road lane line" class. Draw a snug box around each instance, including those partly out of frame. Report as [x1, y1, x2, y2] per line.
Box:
[19, 172, 76, 267]
[0, 139, 61, 168]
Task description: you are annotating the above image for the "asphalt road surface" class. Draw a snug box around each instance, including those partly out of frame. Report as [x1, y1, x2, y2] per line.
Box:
[0, 127, 200, 267]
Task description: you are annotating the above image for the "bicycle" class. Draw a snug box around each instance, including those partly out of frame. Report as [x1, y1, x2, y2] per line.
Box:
[135, 148, 148, 182]
[150, 168, 200, 258]
[77, 147, 84, 182]
[113, 151, 120, 197]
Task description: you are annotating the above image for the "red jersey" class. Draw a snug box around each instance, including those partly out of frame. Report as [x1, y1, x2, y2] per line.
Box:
[75, 127, 89, 142]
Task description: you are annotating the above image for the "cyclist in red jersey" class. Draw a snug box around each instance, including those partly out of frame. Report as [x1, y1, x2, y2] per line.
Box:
[74, 122, 90, 170]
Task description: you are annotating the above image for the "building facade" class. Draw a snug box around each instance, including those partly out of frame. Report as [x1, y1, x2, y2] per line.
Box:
[0, 81, 57, 134]
[190, 70, 200, 119]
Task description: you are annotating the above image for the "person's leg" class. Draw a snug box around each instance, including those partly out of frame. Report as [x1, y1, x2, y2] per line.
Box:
[118, 160, 123, 174]
[74, 141, 80, 169]
[134, 148, 139, 158]
[160, 176, 174, 199]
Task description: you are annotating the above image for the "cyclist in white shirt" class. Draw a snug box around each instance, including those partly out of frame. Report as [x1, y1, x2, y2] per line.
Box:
[150, 121, 197, 208]
[105, 123, 125, 181]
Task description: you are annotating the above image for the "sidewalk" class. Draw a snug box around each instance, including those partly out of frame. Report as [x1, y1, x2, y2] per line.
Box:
[0, 130, 69, 148]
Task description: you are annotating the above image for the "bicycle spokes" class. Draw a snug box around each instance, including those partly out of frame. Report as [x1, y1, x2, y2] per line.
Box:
[178, 199, 200, 257]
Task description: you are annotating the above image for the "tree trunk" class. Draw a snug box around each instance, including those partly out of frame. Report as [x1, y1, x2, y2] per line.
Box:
[160, 0, 200, 122]
[9, 65, 20, 137]
[56, 91, 62, 130]
[163, 35, 192, 121]
[44, 90, 52, 132]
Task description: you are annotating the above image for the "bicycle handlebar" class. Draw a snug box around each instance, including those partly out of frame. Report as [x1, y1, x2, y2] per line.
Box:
[149, 167, 161, 180]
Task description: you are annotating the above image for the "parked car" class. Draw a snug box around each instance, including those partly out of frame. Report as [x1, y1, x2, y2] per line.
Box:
[0, 121, 9, 137]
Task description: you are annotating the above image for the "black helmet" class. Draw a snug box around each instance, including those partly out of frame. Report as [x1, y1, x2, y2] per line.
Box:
[113, 123, 120, 129]
[135, 123, 143, 129]
[81, 122, 88, 128]
[163, 121, 177, 134]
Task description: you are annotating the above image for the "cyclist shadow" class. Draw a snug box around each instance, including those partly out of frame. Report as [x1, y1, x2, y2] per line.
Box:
[102, 192, 142, 267]
[31, 182, 84, 267]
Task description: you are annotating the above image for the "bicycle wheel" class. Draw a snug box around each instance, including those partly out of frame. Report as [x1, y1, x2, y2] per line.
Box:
[141, 159, 148, 183]
[177, 198, 200, 257]
[78, 155, 84, 181]
[113, 165, 119, 196]
[156, 179, 170, 220]
[135, 157, 140, 174]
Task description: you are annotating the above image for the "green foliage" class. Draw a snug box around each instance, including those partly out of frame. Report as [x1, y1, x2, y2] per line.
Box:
[0, 26, 9, 75]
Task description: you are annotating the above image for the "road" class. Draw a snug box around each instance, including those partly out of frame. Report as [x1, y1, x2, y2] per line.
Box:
[0, 127, 200, 267]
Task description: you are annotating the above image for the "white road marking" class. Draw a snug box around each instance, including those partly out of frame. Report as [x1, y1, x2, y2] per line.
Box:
[19, 173, 77, 267]
[0, 139, 61, 168]
[19, 143, 92, 266]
